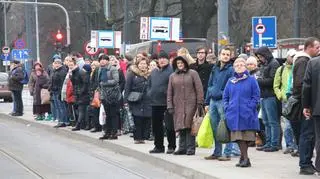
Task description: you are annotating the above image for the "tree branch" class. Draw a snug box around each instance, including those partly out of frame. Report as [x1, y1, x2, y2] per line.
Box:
[167, 1, 181, 8]
[167, 10, 182, 17]
[149, 0, 157, 16]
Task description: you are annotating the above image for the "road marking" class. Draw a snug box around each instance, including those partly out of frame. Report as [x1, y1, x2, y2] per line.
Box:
[0, 148, 45, 179]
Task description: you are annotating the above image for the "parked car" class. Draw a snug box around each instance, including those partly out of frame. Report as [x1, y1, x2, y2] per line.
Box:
[0, 72, 12, 102]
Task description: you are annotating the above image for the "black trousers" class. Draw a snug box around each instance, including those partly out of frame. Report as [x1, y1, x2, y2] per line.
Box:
[152, 106, 176, 150]
[76, 104, 88, 128]
[178, 129, 195, 152]
[290, 120, 302, 147]
[12, 90, 23, 114]
[102, 101, 120, 135]
[133, 115, 150, 140]
[313, 117, 320, 171]
[87, 106, 100, 129]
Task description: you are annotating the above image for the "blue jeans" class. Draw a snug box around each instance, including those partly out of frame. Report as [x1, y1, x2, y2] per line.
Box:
[282, 116, 297, 149]
[261, 97, 280, 148]
[11, 90, 23, 114]
[11, 92, 16, 113]
[299, 118, 315, 169]
[209, 99, 234, 157]
[52, 92, 68, 124]
[50, 100, 56, 120]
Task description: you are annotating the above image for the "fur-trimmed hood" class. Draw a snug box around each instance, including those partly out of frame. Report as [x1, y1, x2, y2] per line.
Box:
[130, 65, 151, 79]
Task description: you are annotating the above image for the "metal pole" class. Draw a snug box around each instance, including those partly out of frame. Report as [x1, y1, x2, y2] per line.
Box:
[123, 0, 128, 53]
[1, 1, 71, 46]
[293, 0, 300, 38]
[217, 0, 229, 51]
[3, 0, 8, 46]
[2, 0, 8, 72]
[35, 0, 40, 62]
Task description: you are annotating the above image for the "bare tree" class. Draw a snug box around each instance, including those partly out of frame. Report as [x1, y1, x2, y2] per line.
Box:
[181, 0, 217, 38]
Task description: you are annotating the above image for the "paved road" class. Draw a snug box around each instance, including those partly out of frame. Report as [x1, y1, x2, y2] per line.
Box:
[0, 118, 183, 179]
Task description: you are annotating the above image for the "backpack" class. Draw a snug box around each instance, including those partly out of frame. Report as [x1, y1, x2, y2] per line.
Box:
[20, 70, 29, 84]
[12, 67, 29, 85]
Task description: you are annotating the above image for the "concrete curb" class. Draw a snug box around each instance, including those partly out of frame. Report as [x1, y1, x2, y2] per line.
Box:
[0, 113, 217, 179]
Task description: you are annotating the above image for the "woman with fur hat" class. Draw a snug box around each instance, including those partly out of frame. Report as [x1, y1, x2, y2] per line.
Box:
[167, 56, 204, 155]
[28, 62, 50, 120]
[124, 57, 151, 144]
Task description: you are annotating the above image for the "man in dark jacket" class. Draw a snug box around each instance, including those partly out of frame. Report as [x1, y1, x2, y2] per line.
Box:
[204, 47, 236, 161]
[49, 58, 68, 128]
[8, 60, 24, 116]
[303, 55, 320, 173]
[255, 46, 280, 152]
[148, 50, 176, 154]
[190, 46, 213, 98]
[293, 37, 320, 175]
[70, 62, 91, 131]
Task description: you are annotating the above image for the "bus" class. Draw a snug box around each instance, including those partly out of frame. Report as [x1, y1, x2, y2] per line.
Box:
[126, 38, 209, 58]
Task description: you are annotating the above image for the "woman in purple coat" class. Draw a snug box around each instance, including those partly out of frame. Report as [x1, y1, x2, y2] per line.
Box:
[223, 58, 260, 167]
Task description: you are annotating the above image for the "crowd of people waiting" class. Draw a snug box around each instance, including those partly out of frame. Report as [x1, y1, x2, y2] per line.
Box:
[6, 37, 320, 173]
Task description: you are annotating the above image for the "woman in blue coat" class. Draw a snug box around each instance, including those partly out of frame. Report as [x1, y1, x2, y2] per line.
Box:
[223, 58, 260, 167]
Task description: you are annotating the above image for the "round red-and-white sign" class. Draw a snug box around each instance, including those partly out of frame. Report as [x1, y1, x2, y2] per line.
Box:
[84, 41, 100, 56]
[255, 24, 266, 34]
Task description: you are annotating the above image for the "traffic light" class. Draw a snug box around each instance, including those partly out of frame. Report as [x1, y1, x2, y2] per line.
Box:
[55, 30, 64, 52]
[55, 30, 63, 42]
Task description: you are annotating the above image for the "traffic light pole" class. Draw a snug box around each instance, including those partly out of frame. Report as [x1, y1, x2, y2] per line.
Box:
[1, 1, 71, 62]
[35, 0, 40, 62]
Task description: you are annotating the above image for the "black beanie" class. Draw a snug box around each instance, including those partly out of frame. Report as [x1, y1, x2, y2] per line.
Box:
[158, 50, 169, 59]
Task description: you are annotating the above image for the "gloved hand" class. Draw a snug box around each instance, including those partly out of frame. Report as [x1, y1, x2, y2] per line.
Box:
[197, 104, 204, 116]
[167, 108, 174, 114]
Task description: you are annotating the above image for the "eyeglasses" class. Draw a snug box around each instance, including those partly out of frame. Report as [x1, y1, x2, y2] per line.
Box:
[197, 51, 206, 54]
[234, 64, 246, 67]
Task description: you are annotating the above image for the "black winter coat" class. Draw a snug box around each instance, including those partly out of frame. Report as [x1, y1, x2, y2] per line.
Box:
[190, 60, 213, 98]
[255, 47, 280, 98]
[8, 66, 24, 91]
[49, 65, 67, 94]
[124, 66, 151, 117]
[89, 69, 99, 100]
[70, 67, 90, 105]
[118, 69, 126, 93]
[148, 64, 173, 106]
[302, 56, 320, 116]
[293, 56, 310, 99]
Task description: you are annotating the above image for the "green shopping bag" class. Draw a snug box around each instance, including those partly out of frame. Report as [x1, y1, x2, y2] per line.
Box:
[196, 113, 214, 148]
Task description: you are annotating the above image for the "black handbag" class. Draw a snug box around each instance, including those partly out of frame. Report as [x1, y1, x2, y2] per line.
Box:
[282, 96, 301, 121]
[103, 85, 121, 104]
[127, 81, 147, 102]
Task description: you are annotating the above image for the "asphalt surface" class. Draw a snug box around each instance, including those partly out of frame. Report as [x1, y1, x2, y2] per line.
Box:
[0, 117, 184, 179]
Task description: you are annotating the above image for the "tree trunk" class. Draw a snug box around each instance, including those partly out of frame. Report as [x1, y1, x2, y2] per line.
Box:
[181, 0, 217, 38]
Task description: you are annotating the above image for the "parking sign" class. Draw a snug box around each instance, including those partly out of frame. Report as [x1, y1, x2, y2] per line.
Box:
[252, 16, 277, 49]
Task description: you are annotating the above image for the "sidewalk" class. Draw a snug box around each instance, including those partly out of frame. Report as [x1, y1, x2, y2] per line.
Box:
[0, 92, 317, 179]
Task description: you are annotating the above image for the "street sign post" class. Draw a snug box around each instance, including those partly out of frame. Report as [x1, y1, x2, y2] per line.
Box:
[252, 16, 277, 49]
[11, 49, 31, 60]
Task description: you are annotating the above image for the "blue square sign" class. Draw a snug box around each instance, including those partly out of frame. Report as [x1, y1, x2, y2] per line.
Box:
[11, 49, 31, 60]
[252, 16, 277, 49]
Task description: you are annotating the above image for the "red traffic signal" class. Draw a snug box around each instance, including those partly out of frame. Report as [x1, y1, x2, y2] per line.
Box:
[56, 30, 63, 41]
